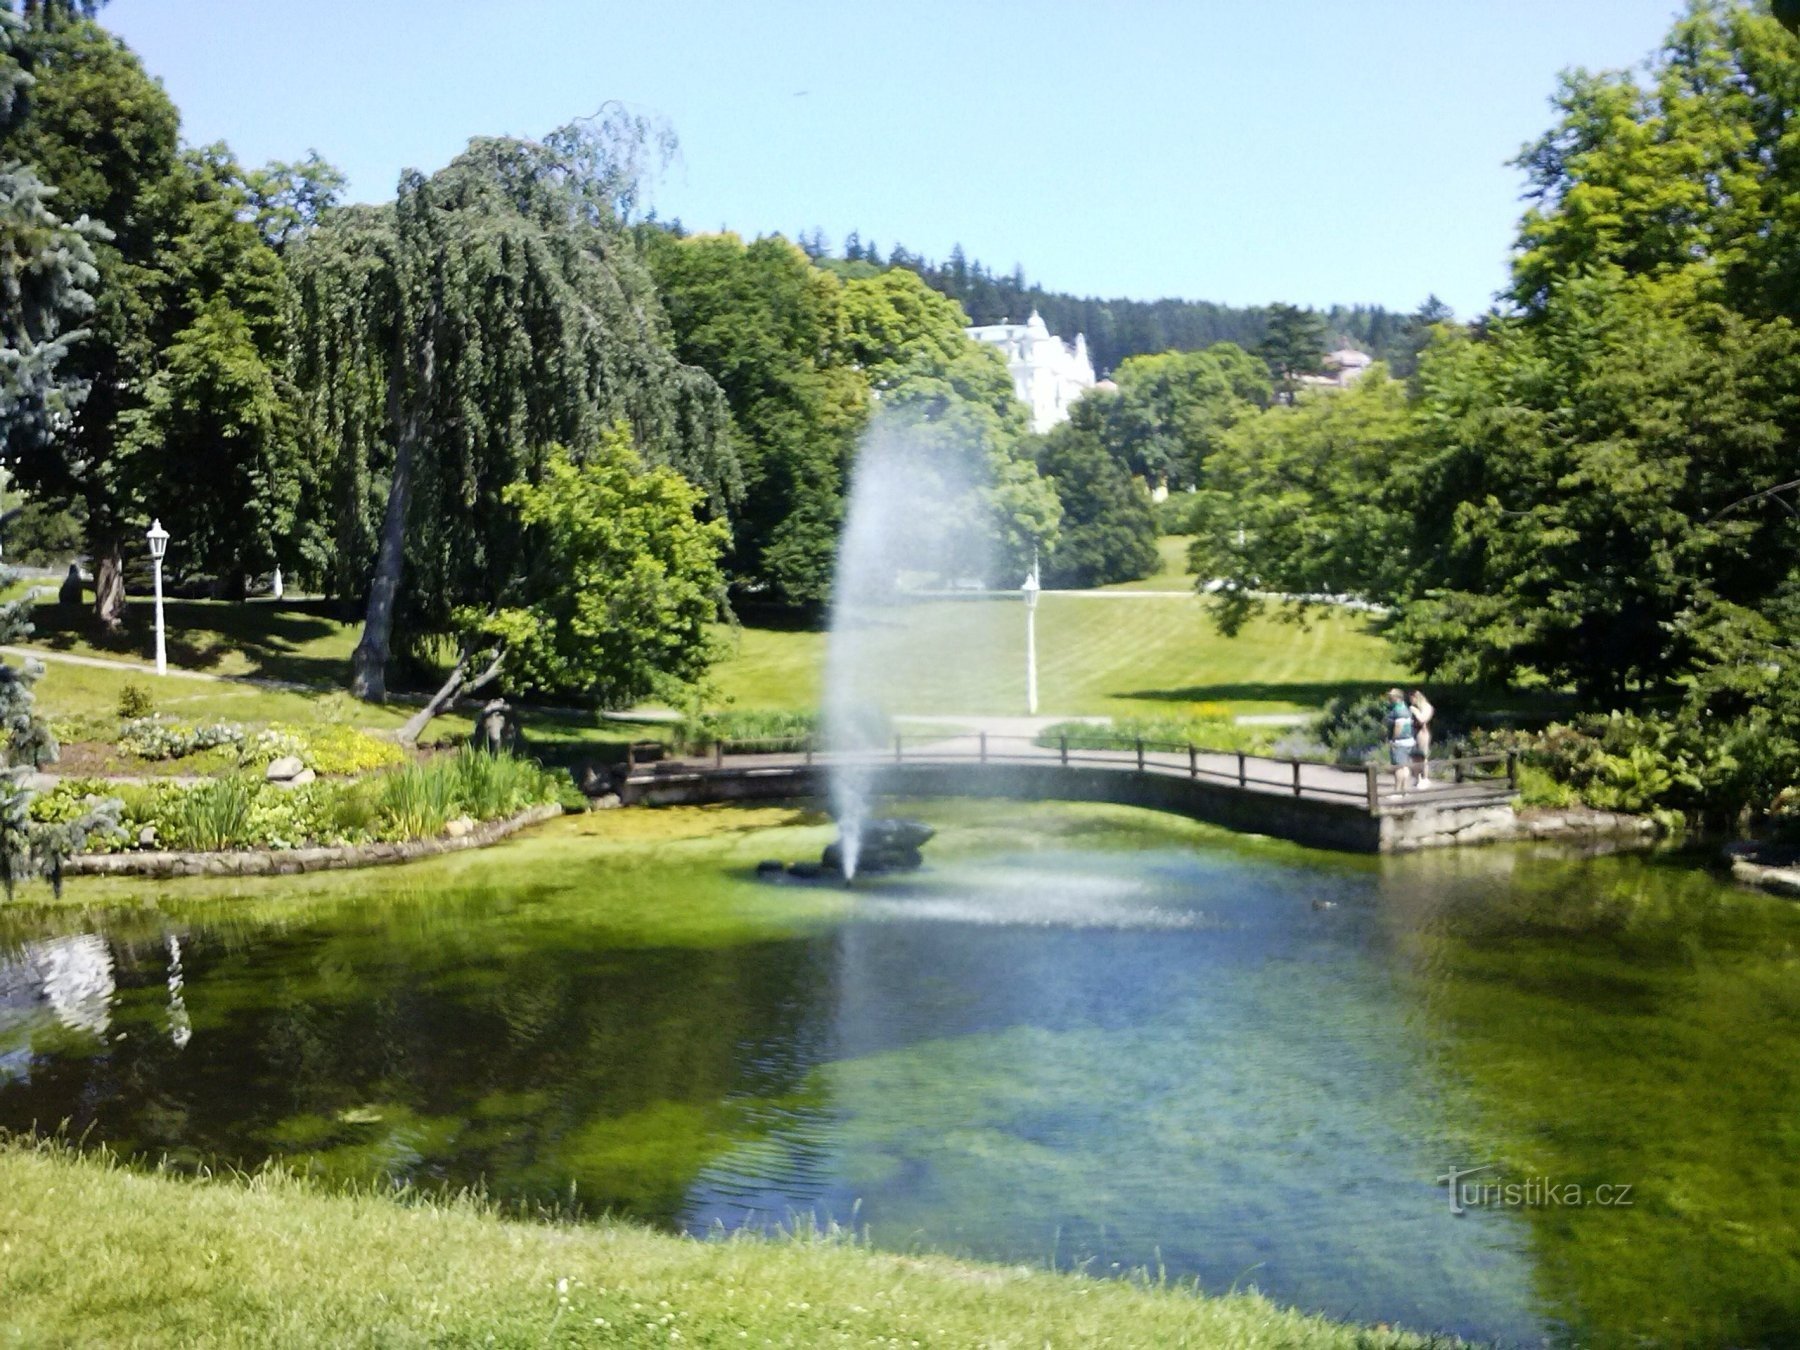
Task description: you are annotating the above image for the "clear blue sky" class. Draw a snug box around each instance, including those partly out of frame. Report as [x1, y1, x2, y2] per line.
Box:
[104, 1, 1681, 318]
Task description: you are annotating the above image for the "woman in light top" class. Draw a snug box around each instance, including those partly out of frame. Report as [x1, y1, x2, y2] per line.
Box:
[1409, 689, 1435, 785]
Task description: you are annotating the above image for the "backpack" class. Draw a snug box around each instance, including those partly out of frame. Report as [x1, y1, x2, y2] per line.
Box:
[1388, 703, 1414, 741]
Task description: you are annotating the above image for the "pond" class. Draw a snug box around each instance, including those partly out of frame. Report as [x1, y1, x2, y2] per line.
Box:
[1, 800, 1797, 1347]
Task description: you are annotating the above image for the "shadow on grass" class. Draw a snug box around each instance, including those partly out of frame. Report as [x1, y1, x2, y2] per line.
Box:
[26, 598, 352, 686]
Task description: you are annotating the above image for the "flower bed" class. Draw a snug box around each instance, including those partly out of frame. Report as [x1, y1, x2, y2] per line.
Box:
[33, 750, 564, 854]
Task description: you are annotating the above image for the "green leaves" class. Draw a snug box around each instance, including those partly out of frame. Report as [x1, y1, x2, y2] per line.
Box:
[462, 427, 727, 708]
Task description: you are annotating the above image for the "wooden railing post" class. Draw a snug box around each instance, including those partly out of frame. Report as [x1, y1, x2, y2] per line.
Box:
[979, 731, 988, 764]
[1135, 738, 1145, 772]
[1507, 750, 1518, 791]
[804, 739, 813, 767]
[1292, 759, 1302, 797]
[1059, 734, 1068, 766]
[1365, 761, 1379, 812]
[1237, 751, 1247, 787]
[1188, 744, 1198, 779]
[715, 740, 725, 769]
[1454, 759, 1464, 784]
[894, 734, 903, 764]
[626, 742, 637, 771]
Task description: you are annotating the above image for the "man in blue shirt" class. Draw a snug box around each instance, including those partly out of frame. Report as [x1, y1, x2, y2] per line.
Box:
[1383, 687, 1416, 791]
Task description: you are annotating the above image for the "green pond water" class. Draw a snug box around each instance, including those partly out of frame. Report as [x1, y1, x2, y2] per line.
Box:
[2, 800, 1798, 1346]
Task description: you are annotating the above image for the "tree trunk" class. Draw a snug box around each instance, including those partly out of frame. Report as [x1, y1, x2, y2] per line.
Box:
[350, 429, 411, 702]
[396, 645, 505, 746]
[92, 538, 125, 631]
[351, 314, 436, 703]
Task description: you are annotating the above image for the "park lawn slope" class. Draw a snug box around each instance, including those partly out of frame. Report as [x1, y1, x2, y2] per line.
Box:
[712, 592, 1407, 717]
[0, 1145, 1433, 1349]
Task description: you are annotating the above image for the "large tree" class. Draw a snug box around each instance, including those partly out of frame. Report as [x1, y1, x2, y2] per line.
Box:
[0, 7, 182, 624]
[1186, 365, 1417, 634]
[1104, 342, 1269, 488]
[399, 426, 727, 743]
[1034, 399, 1159, 588]
[642, 230, 867, 607]
[838, 268, 1060, 578]
[117, 146, 301, 596]
[0, 5, 97, 470]
[1255, 303, 1327, 401]
[288, 124, 738, 701]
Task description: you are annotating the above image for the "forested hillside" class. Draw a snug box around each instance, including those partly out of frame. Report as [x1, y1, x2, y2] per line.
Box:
[792, 230, 1441, 373]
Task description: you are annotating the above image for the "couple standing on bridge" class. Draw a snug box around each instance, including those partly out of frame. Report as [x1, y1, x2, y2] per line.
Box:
[1384, 688, 1435, 791]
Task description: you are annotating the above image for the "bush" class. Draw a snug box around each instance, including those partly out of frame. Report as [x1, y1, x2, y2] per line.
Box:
[1312, 693, 1396, 765]
[301, 724, 406, 775]
[172, 776, 257, 851]
[374, 761, 458, 839]
[1033, 711, 1269, 754]
[33, 752, 561, 854]
[674, 709, 820, 754]
[238, 723, 404, 775]
[1153, 492, 1199, 535]
[116, 684, 154, 720]
[118, 716, 246, 761]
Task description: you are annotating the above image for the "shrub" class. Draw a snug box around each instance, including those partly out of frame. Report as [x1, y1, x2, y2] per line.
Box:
[38, 752, 561, 855]
[448, 748, 558, 819]
[376, 761, 457, 840]
[1515, 762, 1578, 809]
[1153, 492, 1199, 535]
[170, 776, 257, 852]
[1312, 693, 1396, 766]
[238, 727, 307, 769]
[301, 724, 406, 776]
[1034, 712, 1269, 755]
[675, 709, 819, 754]
[117, 684, 154, 720]
[118, 717, 246, 761]
[238, 724, 403, 776]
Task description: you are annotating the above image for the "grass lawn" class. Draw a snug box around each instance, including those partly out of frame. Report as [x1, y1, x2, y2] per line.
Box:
[0, 1142, 1431, 1348]
[1096, 533, 1195, 591]
[713, 591, 1409, 717]
[20, 594, 362, 685]
[9, 585, 1416, 734]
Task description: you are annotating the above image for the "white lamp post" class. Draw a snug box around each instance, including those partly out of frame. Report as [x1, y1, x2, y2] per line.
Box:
[146, 519, 169, 677]
[1022, 554, 1040, 716]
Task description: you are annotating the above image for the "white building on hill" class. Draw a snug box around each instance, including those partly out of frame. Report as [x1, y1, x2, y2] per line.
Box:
[964, 310, 1097, 433]
[1298, 347, 1376, 392]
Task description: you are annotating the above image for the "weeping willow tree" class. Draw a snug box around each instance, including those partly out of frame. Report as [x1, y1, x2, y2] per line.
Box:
[288, 113, 738, 701]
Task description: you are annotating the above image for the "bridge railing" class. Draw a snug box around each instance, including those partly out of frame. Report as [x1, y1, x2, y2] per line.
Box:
[634, 733, 1518, 814]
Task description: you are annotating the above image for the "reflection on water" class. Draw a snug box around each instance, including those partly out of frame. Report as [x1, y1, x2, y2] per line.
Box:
[0, 805, 1795, 1347]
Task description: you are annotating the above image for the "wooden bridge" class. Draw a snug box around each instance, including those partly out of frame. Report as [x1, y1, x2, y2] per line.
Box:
[617, 732, 1521, 854]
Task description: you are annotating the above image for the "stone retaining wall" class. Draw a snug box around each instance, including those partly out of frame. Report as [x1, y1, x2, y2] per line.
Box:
[1724, 842, 1800, 898]
[64, 802, 564, 879]
[1380, 803, 1658, 852]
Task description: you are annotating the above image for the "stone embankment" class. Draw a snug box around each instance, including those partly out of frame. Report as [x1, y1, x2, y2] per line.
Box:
[1381, 802, 1660, 852]
[1724, 841, 1800, 898]
[64, 803, 563, 879]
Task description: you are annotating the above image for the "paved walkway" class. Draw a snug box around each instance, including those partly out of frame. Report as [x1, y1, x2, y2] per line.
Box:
[659, 737, 1513, 814]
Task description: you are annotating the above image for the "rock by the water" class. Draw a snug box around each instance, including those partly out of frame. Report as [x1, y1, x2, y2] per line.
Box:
[137, 825, 157, 849]
[787, 860, 823, 880]
[822, 817, 934, 876]
[57, 564, 83, 606]
[756, 859, 785, 876]
[859, 818, 934, 852]
[444, 815, 476, 839]
[822, 841, 924, 875]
